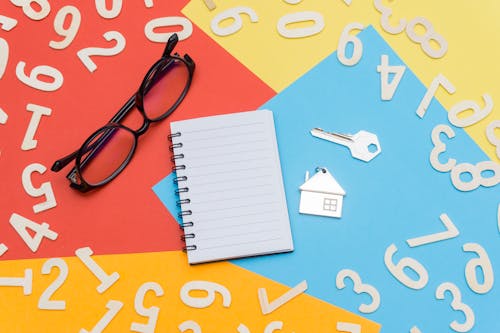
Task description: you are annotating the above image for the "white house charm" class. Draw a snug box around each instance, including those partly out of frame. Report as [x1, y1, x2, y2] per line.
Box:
[299, 167, 346, 218]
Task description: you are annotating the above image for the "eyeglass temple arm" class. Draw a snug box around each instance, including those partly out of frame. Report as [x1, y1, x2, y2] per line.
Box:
[164, 33, 178, 58]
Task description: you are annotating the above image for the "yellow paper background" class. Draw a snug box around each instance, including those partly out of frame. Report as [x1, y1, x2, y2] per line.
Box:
[0, 251, 380, 332]
[183, 0, 500, 162]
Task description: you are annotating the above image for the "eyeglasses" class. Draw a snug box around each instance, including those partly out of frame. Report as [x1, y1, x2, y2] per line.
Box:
[51, 33, 195, 192]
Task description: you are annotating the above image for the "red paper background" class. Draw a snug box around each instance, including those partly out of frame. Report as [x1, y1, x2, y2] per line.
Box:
[0, 0, 275, 260]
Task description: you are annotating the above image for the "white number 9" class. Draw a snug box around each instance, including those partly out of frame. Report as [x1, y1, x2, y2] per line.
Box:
[337, 22, 364, 66]
[384, 244, 429, 290]
[16, 61, 64, 92]
[463, 243, 494, 294]
[50, 6, 81, 50]
[180, 280, 231, 308]
[210, 7, 258, 37]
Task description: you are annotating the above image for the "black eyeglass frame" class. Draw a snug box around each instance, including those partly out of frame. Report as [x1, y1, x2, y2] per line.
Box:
[51, 34, 195, 193]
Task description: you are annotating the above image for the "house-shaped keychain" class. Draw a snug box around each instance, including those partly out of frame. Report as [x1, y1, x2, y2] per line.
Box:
[299, 167, 346, 218]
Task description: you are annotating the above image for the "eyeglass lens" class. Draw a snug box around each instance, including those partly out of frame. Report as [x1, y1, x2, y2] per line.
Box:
[142, 58, 190, 121]
[78, 126, 136, 185]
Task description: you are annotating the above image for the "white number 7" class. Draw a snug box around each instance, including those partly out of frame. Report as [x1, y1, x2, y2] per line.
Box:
[406, 213, 459, 247]
[416, 74, 455, 118]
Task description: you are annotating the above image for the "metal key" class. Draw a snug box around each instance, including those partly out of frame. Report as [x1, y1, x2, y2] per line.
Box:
[310, 127, 381, 162]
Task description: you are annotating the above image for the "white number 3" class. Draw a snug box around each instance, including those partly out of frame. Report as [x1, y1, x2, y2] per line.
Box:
[336, 269, 380, 313]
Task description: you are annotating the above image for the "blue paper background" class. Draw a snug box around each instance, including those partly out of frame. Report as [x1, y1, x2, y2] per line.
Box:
[154, 26, 500, 333]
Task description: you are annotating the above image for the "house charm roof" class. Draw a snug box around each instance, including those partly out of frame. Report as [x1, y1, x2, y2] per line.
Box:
[299, 167, 345, 195]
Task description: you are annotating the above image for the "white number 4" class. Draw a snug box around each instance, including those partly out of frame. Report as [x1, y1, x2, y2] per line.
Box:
[377, 54, 406, 101]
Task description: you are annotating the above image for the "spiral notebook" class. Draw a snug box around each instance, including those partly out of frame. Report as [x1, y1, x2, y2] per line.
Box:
[169, 110, 294, 264]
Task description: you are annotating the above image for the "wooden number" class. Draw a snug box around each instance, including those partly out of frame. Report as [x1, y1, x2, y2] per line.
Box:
[258, 280, 307, 315]
[336, 269, 380, 313]
[144, 0, 154, 8]
[336, 322, 361, 333]
[145, 17, 193, 42]
[203, 0, 216, 10]
[131, 282, 164, 333]
[237, 322, 285, 333]
[50, 6, 81, 50]
[416, 74, 455, 118]
[373, 0, 406, 34]
[179, 320, 202, 333]
[0, 37, 8, 80]
[0, 15, 18, 31]
[9, 213, 58, 252]
[0, 269, 32, 295]
[406, 213, 459, 247]
[264, 321, 283, 333]
[498, 203, 500, 233]
[10, 0, 50, 21]
[337, 22, 364, 66]
[16, 61, 64, 92]
[0, 244, 7, 256]
[384, 243, 428, 290]
[22, 163, 57, 213]
[406, 17, 447, 59]
[180, 280, 231, 308]
[429, 124, 457, 172]
[95, 0, 122, 19]
[276, 12, 325, 39]
[451, 161, 500, 192]
[80, 300, 123, 333]
[435, 282, 475, 332]
[0, 107, 7, 125]
[210, 7, 258, 37]
[448, 94, 493, 128]
[376, 54, 406, 100]
[410, 327, 422, 333]
[38, 258, 68, 310]
[21, 104, 52, 151]
[463, 243, 494, 294]
[486, 120, 500, 159]
[75, 246, 120, 293]
[77, 31, 126, 73]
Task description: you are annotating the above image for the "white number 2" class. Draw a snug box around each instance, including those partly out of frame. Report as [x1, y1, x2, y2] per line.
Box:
[77, 31, 126, 72]
[38, 258, 68, 310]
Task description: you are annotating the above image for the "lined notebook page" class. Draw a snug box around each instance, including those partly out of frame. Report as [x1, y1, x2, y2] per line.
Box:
[170, 110, 293, 264]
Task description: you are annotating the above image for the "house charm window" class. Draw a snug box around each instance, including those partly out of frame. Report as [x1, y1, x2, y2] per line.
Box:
[323, 198, 338, 212]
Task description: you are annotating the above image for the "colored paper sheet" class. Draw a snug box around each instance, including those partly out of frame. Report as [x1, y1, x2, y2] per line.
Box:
[156, 26, 500, 332]
[0, 251, 380, 333]
[0, 1, 275, 260]
[183, 0, 500, 163]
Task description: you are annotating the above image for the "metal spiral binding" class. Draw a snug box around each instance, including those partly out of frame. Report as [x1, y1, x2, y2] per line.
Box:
[169, 131, 197, 252]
